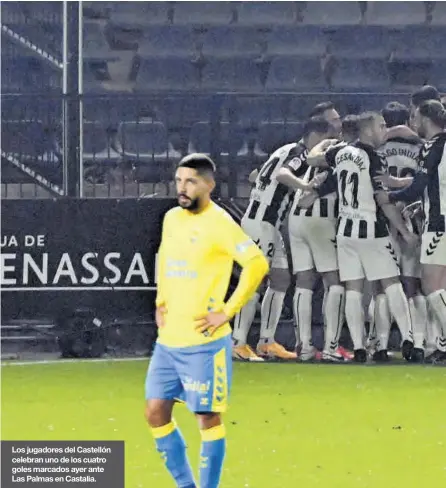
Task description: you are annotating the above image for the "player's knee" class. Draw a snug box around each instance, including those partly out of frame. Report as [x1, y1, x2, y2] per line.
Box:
[381, 276, 401, 290]
[421, 266, 445, 295]
[144, 401, 172, 427]
[269, 268, 290, 292]
[295, 269, 317, 290]
[345, 279, 364, 292]
[322, 271, 341, 288]
[370, 280, 385, 296]
[401, 276, 420, 298]
[195, 412, 221, 430]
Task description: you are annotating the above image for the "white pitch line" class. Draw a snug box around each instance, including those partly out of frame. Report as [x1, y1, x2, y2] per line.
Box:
[1, 357, 149, 367]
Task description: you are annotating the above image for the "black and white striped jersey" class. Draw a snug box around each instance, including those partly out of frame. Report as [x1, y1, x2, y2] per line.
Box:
[245, 142, 307, 228]
[418, 132, 446, 233]
[327, 141, 389, 239]
[290, 142, 344, 220]
[380, 137, 421, 180]
[380, 136, 423, 235]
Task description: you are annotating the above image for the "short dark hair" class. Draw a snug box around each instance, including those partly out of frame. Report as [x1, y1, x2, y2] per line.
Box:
[308, 101, 335, 118]
[302, 116, 331, 138]
[411, 85, 440, 107]
[178, 153, 216, 177]
[342, 114, 359, 138]
[382, 101, 410, 127]
[357, 111, 382, 130]
[418, 100, 446, 128]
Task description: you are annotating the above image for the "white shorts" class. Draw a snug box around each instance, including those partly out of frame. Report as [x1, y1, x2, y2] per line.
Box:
[393, 234, 421, 278]
[420, 231, 446, 266]
[288, 216, 338, 273]
[241, 216, 288, 270]
[337, 236, 400, 282]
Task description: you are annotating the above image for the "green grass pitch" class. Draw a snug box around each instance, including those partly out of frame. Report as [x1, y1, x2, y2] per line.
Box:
[2, 360, 446, 487]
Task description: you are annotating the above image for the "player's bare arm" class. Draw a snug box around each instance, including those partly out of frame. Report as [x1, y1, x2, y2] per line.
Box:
[248, 168, 259, 183]
[276, 167, 314, 191]
[386, 125, 422, 142]
[373, 170, 413, 189]
[306, 138, 339, 167]
[155, 305, 167, 328]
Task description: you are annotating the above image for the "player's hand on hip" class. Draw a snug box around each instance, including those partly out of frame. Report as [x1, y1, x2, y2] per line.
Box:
[194, 312, 230, 336]
[155, 306, 167, 328]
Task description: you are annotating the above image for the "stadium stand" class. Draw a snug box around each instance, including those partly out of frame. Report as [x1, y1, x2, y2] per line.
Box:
[1, 0, 446, 198]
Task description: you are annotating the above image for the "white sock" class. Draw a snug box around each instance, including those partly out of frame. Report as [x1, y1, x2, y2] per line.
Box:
[322, 287, 328, 328]
[259, 288, 286, 345]
[375, 293, 391, 351]
[293, 288, 313, 350]
[409, 295, 428, 349]
[368, 296, 376, 344]
[426, 290, 446, 339]
[385, 283, 413, 344]
[345, 290, 365, 350]
[232, 292, 259, 346]
[324, 285, 345, 352]
[427, 303, 446, 352]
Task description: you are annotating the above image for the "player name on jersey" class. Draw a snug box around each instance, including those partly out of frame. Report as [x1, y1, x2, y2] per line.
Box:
[379, 136, 421, 180]
[328, 141, 389, 239]
[380, 136, 423, 235]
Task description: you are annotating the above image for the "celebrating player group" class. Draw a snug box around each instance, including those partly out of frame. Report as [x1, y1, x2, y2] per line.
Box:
[144, 85, 445, 488]
[233, 85, 446, 365]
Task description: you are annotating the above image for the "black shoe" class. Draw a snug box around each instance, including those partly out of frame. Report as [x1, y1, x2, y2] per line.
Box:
[410, 348, 425, 363]
[354, 349, 367, 363]
[372, 349, 390, 363]
[401, 340, 414, 361]
[425, 349, 446, 364]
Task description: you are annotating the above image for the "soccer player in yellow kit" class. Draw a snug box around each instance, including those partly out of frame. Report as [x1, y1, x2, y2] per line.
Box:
[144, 154, 269, 488]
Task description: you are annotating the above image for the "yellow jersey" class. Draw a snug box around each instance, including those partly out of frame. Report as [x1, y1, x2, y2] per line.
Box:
[156, 201, 267, 347]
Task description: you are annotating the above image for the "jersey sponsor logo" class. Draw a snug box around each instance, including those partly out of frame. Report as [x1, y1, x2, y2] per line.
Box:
[235, 239, 255, 253]
[288, 154, 306, 171]
[183, 377, 211, 393]
[165, 259, 197, 279]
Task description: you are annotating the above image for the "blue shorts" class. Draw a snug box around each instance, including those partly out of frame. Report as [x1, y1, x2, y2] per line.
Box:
[145, 334, 232, 413]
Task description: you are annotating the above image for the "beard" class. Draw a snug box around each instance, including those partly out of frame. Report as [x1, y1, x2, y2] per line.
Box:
[178, 195, 200, 211]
